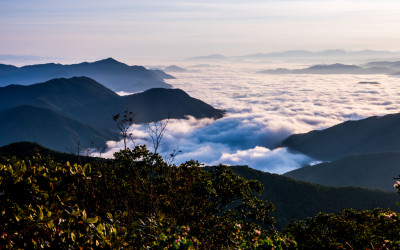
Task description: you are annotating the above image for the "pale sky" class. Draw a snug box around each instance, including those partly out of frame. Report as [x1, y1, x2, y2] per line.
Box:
[1, 0, 400, 64]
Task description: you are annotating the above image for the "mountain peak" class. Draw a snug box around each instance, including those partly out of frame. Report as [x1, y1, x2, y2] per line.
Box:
[95, 57, 123, 65]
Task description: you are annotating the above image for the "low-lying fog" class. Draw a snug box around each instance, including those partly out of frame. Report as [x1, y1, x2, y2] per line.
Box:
[103, 64, 400, 174]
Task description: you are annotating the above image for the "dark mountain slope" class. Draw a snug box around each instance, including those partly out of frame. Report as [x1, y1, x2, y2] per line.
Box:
[281, 112, 400, 161]
[229, 166, 399, 228]
[0, 58, 172, 92]
[0, 77, 120, 129]
[0, 142, 106, 165]
[0, 105, 119, 152]
[0, 77, 224, 130]
[121, 88, 224, 123]
[284, 152, 400, 192]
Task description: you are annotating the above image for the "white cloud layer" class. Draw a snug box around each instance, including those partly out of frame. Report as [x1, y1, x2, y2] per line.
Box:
[102, 64, 400, 174]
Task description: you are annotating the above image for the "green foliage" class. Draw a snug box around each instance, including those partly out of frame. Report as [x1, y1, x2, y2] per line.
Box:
[0, 145, 292, 249]
[284, 208, 400, 249]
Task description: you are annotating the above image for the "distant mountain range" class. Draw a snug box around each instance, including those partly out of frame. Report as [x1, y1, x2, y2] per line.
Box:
[0, 77, 224, 152]
[243, 49, 400, 60]
[0, 58, 174, 92]
[185, 50, 400, 63]
[281, 112, 400, 192]
[257, 63, 397, 75]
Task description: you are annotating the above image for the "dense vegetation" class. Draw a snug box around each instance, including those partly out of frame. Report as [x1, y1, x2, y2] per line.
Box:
[1, 144, 399, 248]
[0, 145, 294, 248]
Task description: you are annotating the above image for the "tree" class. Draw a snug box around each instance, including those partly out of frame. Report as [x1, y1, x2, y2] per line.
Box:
[113, 109, 135, 150]
[147, 118, 169, 154]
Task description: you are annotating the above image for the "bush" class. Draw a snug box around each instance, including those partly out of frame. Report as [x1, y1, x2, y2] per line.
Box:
[284, 208, 400, 249]
[0, 145, 294, 249]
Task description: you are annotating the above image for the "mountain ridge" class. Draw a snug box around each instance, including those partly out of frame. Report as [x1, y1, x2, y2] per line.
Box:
[0, 58, 172, 92]
[0, 77, 224, 152]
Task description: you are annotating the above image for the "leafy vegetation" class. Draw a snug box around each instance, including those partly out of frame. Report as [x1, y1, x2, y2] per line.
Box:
[1, 143, 400, 248]
[0, 145, 294, 248]
[284, 209, 400, 249]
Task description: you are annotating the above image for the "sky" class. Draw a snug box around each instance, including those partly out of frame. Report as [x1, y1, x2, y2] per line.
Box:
[1, 0, 400, 64]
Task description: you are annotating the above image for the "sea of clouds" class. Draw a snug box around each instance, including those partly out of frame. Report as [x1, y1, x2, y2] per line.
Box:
[102, 64, 400, 174]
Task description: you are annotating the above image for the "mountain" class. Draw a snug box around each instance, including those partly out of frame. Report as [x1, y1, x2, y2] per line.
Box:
[120, 88, 224, 123]
[164, 65, 186, 72]
[0, 77, 120, 129]
[0, 105, 119, 152]
[0, 77, 224, 152]
[149, 69, 176, 79]
[0, 58, 172, 92]
[230, 166, 399, 228]
[284, 152, 400, 192]
[364, 61, 400, 70]
[0, 77, 224, 129]
[257, 63, 394, 75]
[281, 112, 400, 161]
[242, 50, 400, 61]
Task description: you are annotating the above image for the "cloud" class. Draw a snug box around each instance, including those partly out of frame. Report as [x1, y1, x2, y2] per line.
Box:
[102, 65, 400, 174]
[219, 146, 315, 174]
[101, 115, 317, 174]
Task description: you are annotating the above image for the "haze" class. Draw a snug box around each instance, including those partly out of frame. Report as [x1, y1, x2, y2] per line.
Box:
[1, 0, 400, 64]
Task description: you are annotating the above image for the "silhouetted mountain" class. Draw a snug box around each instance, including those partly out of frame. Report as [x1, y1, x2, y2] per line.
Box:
[284, 152, 400, 192]
[0, 77, 224, 130]
[258, 63, 394, 75]
[230, 166, 399, 228]
[0, 105, 118, 153]
[121, 88, 224, 123]
[282, 112, 400, 161]
[0, 77, 120, 129]
[0, 58, 172, 92]
[164, 65, 186, 72]
[0, 77, 224, 151]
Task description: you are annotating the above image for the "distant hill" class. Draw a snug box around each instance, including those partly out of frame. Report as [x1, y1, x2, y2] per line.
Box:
[284, 152, 400, 192]
[241, 50, 400, 61]
[149, 69, 176, 79]
[164, 65, 186, 72]
[0, 105, 119, 153]
[230, 166, 399, 228]
[281, 112, 400, 161]
[0, 58, 172, 92]
[0, 77, 224, 129]
[258, 63, 394, 75]
[364, 61, 400, 70]
[0, 77, 224, 152]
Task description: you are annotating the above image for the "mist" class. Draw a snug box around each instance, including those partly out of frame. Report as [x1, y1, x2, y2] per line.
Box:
[102, 64, 400, 174]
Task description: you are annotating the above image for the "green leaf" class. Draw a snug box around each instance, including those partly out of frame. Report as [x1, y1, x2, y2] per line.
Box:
[97, 223, 104, 233]
[86, 216, 98, 224]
